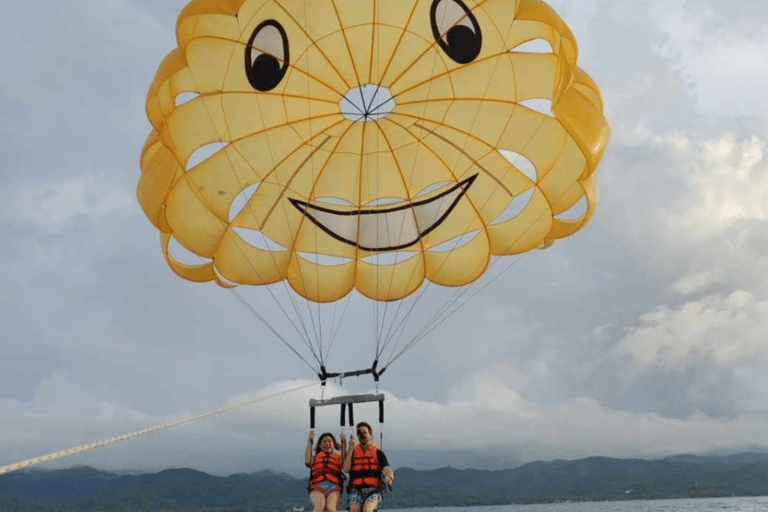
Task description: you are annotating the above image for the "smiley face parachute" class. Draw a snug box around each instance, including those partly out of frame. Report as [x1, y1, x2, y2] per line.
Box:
[139, 0, 609, 382]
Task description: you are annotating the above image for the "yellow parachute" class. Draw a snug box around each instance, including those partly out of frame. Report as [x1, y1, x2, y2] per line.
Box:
[139, 0, 609, 376]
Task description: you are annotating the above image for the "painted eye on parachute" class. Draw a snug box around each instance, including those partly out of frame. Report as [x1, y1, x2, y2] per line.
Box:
[430, 0, 482, 64]
[244, 20, 290, 92]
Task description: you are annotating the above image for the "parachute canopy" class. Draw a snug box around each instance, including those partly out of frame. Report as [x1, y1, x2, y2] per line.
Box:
[139, 0, 609, 305]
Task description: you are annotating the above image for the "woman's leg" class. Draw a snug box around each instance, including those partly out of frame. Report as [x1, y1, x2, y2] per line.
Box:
[310, 490, 327, 512]
[325, 490, 341, 512]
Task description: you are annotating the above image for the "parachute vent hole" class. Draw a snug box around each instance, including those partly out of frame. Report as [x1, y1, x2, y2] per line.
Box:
[168, 236, 212, 266]
[186, 142, 228, 171]
[490, 189, 535, 225]
[498, 150, 537, 183]
[510, 39, 554, 54]
[298, 252, 353, 266]
[233, 227, 288, 252]
[229, 183, 262, 222]
[361, 252, 418, 265]
[416, 181, 451, 198]
[429, 229, 481, 252]
[339, 84, 396, 122]
[555, 195, 588, 221]
[519, 99, 555, 118]
[175, 92, 201, 106]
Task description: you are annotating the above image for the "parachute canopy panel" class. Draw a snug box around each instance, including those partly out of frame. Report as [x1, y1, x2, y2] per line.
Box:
[139, 0, 610, 303]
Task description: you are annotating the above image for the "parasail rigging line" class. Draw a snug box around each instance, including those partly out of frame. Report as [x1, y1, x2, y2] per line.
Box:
[383, 252, 531, 370]
[369, 3, 457, 365]
[374, 5, 569, 369]
[269, 120, 360, 363]
[381, 127, 584, 371]
[308, 17, 326, 372]
[325, 292, 351, 362]
[139, 0, 607, 385]
[363, 0, 424, 361]
[0, 381, 317, 477]
[302, 7, 324, 368]
[180, 48, 359, 372]
[228, 287, 320, 372]
[382, 149, 589, 370]
[173, 74, 318, 352]
[372, 25, 517, 366]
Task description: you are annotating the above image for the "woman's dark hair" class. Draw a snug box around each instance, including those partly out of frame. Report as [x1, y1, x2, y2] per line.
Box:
[315, 432, 340, 454]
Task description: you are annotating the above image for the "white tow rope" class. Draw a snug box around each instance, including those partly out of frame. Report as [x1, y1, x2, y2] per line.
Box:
[0, 381, 316, 476]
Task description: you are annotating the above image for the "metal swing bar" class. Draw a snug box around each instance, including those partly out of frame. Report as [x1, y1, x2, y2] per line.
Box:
[309, 393, 385, 430]
[310, 361, 387, 449]
[316, 360, 386, 384]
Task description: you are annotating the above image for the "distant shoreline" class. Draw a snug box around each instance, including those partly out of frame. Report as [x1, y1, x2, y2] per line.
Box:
[2, 452, 767, 511]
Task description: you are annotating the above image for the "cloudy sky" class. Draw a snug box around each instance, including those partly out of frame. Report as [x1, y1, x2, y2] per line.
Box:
[1, 0, 767, 477]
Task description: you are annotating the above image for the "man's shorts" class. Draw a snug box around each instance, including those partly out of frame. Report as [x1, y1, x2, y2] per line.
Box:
[347, 486, 383, 508]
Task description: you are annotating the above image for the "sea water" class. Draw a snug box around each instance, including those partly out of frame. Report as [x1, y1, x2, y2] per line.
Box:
[389, 497, 768, 511]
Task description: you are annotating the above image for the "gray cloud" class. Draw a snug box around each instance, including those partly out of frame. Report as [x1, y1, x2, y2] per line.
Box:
[2, 0, 768, 476]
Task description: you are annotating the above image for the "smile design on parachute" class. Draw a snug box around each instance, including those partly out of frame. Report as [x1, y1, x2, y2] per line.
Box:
[290, 174, 478, 252]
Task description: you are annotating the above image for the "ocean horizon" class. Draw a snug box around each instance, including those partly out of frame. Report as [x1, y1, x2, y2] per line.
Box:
[384, 496, 768, 511]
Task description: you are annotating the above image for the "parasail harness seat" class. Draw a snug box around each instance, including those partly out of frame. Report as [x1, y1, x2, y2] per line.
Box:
[309, 361, 390, 509]
[310, 362, 386, 443]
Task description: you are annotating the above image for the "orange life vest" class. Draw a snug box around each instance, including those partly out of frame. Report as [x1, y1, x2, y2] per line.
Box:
[309, 451, 343, 485]
[349, 444, 382, 487]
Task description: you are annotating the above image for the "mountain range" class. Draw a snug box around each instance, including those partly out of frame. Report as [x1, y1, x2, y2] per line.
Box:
[1, 452, 766, 511]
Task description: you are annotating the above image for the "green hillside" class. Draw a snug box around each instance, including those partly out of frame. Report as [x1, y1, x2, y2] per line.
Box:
[1, 453, 766, 511]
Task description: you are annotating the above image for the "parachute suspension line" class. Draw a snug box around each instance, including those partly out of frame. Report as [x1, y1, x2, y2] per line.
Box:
[287, 128, 357, 369]
[367, 0, 380, 364]
[369, 5, 450, 365]
[382, 116, 584, 371]
[282, 118, 359, 371]
[402, 254, 532, 358]
[380, 154, 548, 370]
[386, 135, 586, 365]
[372, 124, 420, 365]
[178, 67, 332, 374]
[285, 285, 322, 363]
[378, 8, 566, 370]
[381, 99, 560, 369]
[305, 22, 328, 372]
[302, 289, 321, 367]
[380, 295, 426, 360]
[228, 288, 320, 373]
[0, 381, 317, 477]
[301, 0, 320, 365]
[369, 2, 488, 365]
[325, 294, 353, 362]
[244, 27, 364, 370]
[361, 0, 423, 365]
[187, 247, 321, 371]
[375, 120, 541, 367]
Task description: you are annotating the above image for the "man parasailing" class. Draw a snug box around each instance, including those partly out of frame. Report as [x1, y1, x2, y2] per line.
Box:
[343, 422, 394, 512]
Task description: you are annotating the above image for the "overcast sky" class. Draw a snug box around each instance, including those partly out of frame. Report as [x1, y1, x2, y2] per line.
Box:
[1, 0, 767, 478]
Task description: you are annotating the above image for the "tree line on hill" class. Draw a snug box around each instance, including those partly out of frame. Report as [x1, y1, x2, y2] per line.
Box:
[1, 452, 766, 511]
